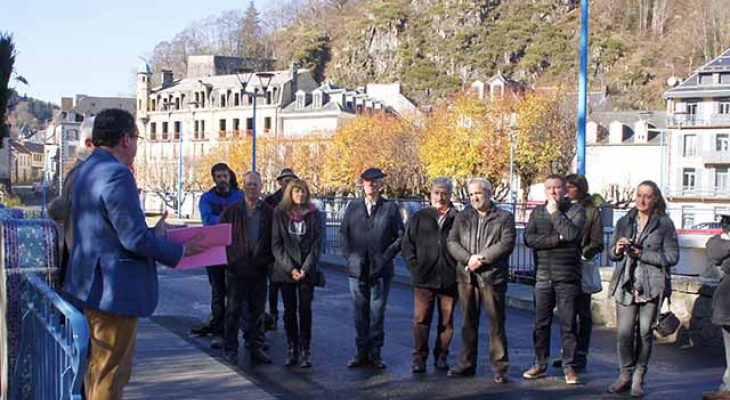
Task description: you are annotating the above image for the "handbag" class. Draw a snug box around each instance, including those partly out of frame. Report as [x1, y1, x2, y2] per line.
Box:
[581, 258, 603, 294]
[655, 295, 681, 337]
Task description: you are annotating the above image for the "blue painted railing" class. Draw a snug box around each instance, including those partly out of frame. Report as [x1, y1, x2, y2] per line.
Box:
[11, 274, 88, 400]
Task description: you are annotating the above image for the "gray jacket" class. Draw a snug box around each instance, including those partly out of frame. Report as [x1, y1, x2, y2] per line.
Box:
[608, 208, 679, 304]
[446, 204, 516, 286]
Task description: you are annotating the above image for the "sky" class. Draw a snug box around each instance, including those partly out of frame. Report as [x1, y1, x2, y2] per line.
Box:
[2, 0, 266, 105]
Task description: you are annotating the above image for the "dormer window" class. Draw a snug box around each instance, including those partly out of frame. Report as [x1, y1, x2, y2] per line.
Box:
[699, 73, 714, 85]
[296, 91, 306, 109]
[313, 92, 323, 108]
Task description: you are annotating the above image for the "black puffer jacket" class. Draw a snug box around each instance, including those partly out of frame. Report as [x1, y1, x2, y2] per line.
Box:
[524, 200, 586, 284]
[447, 204, 516, 286]
[401, 206, 458, 289]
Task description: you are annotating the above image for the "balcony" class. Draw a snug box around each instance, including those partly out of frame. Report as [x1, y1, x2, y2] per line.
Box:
[665, 186, 730, 199]
[668, 114, 730, 128]
[703, 150, 730, 165]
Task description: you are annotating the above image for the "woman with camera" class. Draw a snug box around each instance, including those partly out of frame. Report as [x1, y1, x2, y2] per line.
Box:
[271, 178, 323, 368]
[607, 180, 679, 398]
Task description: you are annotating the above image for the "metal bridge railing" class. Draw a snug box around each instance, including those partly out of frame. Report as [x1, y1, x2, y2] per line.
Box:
[11, 274, 89, 400]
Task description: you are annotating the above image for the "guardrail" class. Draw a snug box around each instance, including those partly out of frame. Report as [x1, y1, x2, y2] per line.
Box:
[10, 274, 89, 400]
[318, 198, 616, 283]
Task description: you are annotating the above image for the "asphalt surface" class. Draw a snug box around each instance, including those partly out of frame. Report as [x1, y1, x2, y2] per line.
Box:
[151, 265, 726, 400]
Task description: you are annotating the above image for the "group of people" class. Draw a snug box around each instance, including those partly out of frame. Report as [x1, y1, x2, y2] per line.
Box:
[53, 107, 730, 400]
[398, 173, 680, 398]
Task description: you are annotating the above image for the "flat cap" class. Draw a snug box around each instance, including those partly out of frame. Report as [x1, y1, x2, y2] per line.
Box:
[360, 167, 385, 180]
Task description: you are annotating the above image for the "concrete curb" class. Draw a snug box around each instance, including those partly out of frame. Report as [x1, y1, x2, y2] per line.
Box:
[319, 254, 535, 313]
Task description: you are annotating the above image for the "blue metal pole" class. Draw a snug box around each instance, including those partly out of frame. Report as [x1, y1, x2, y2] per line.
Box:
[576, 0, 589, 175]
[509, 137, 515, 207]
[177, 127, 183, 218]
[41, 156, 47, 218]
[252, 92, 257, 172]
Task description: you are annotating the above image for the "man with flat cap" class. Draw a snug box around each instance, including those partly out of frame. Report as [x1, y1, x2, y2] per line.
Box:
[340, 167, 404, 368]
[263, 168, 298, 330]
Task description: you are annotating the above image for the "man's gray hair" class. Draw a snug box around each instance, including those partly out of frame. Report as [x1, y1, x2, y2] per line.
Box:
[78, 116, 95, 160]
[242, 170, 261, 183]
[431, 177, 454, 194]
[467, 177, 493, 194]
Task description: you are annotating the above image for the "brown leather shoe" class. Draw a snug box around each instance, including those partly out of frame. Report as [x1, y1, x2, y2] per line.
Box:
[565, 370, 580, 385]
[494, 371, 508, 384]
[522, 364, 547, 380]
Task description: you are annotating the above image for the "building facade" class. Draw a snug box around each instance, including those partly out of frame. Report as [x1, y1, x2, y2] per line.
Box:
[664, 48, 730, 228]
[585, 111, 666, 207]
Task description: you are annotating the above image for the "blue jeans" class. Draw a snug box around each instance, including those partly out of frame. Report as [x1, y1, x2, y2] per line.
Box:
[349, 276, 391, 354]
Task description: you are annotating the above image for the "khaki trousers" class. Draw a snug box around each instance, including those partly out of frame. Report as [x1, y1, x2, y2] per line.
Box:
[84, 309, 138, 400]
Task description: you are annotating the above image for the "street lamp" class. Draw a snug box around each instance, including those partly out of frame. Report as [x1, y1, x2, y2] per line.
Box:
[576, 0, 589, 174]
[235, 69, 275, 172]
[508, 113, 518, 212]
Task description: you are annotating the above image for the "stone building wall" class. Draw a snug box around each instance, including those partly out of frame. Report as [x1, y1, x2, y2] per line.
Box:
[591, 267, 723, 347]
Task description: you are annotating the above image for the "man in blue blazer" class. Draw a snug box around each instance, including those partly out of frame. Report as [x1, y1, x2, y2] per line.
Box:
[63, 109, 206, 400]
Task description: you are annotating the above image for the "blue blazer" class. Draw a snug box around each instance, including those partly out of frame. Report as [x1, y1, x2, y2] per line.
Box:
[63, 148, 184, 317]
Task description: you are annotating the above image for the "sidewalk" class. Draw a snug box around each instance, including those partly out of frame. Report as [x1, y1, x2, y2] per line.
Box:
[125, 319, 276, 400]
[319, 253, 535, 312]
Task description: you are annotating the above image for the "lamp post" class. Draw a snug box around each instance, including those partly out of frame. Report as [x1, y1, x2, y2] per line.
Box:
[576, 0, 589, 174]
[178, 101, 200, 219]
[509, 114, 518, 213]
[235, 69, 274, 172]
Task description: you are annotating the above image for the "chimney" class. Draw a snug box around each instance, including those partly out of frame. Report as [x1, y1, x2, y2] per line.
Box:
[587, 121, 599, 144]
[634, 120, 649, 143]
[61, 97, 73, 112]
[161, 70, 174, 88]
[290, 61, 300, 103]
[609, 121, 629, 144]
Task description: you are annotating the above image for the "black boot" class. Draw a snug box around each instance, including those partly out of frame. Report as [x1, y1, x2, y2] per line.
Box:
[608, 370, 633, 394]
[300, 342, 312, 368]
[285, 341, 299, 366]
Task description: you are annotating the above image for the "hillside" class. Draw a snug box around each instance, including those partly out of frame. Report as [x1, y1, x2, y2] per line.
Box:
[146, 0, 730, 109]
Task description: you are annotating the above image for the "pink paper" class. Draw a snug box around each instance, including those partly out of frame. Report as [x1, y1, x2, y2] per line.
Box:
[166, 224, 232, 269]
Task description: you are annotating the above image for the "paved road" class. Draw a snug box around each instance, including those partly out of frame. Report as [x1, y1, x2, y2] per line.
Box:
[150, 266, 725, 400]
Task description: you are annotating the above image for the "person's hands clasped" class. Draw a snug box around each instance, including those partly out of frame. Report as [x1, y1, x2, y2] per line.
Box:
[184, 233, 209, 257]
[291, 269, 305, 281]
[467, 254, 483, 272]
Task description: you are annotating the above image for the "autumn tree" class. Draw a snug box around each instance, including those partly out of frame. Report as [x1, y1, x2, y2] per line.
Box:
[512, 90, 577, 202]
[420, 92, 511, 200]
[324, 113, 422, 197]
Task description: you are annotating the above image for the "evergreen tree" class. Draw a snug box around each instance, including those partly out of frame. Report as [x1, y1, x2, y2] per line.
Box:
[238, 1, 267, 58]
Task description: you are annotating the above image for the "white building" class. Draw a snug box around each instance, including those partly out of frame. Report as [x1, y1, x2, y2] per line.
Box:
[664, 48, 730, 228]
[585, 111, 666, 206]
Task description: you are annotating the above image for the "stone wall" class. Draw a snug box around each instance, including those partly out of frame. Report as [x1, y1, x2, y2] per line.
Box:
[591, 267, 723, 347]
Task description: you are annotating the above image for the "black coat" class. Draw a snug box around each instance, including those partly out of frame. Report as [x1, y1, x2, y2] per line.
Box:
[401, 206, 458, 289]
[708, 234, 730, 326]
[219, 200, 274, 278]
[271, 207, 323, 284]
[524, 200, 586, 284]
[447, 204, 516, 286]
[339, 197, 404, 279]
